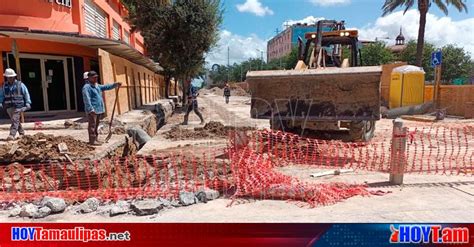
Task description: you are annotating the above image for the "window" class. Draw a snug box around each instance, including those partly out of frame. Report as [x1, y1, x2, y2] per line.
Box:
[123, 30, 130, 44]
[112, 21, 121, 40]
[84, 0, 108, 38]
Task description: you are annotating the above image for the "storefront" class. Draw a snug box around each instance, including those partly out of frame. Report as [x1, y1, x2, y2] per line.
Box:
[0, 0, 162, 116]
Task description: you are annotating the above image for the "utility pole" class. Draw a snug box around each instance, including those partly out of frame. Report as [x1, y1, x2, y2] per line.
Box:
[240, 66, 243, 82]
[227, 46, 230, 82]
[261, 51, 264, 70]
[227, 46, 230, 67]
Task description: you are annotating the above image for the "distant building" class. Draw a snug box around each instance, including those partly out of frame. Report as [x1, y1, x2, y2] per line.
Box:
[389, 28, 407, 54]
[267, 23, 318, 62]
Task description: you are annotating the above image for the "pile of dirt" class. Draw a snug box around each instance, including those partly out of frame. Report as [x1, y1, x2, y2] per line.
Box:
[164, 121, 255, 140]
[230, 86, 249, 96]
[0, 133, 94, 163]
[210, 87, 223, 95]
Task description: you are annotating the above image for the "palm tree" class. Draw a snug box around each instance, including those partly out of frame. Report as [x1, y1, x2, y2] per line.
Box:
[382, 0, 467, 67]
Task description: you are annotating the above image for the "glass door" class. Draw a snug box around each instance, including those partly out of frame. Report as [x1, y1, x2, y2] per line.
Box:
[19, 58, 46, 112]
[44, 59, 69, 111]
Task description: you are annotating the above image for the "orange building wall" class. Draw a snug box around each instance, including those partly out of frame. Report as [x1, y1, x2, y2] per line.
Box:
[0, 0, 145, 54]
[0, 38, 97, 86]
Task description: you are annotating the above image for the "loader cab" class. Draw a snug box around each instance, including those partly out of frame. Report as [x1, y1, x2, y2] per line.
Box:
[298, 20, 362, 69]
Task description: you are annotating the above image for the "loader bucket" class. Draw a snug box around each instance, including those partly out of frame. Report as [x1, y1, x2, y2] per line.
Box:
[247, 66, 382, 121]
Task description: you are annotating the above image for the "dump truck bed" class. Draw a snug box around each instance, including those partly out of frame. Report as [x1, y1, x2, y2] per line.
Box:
[247, 66, 382, 121]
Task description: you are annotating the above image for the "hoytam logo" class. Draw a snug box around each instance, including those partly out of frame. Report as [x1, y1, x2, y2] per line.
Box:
[11, 227, 131, 242]
[390, 225, 469, 244]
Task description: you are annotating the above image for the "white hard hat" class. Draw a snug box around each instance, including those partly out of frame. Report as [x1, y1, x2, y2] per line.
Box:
[4, 68, 17, 77]
[83, 71, 89, 79]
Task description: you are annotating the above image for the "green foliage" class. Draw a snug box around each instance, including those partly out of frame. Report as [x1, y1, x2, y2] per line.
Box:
[382, 0, 468, 16]
[381, 0, 468, 67]
[440, 44, 473, 83]
[400, 40, 436, 80]
[360, 42, 395, 66]
[209, 46, 299, 84]
[124, 0, 223, 99]
[399, 41, 474, 83]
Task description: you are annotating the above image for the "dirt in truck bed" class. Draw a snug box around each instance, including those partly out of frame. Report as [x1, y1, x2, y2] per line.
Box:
[0, 133, 94, 163]
[164, 121, 255, 140]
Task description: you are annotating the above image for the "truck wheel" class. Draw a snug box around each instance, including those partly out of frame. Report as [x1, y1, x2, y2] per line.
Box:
[349, 120, 375, 142]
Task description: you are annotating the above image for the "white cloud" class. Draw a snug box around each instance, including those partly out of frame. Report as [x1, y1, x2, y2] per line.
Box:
[205, 30, 267, 66]
[358, 10, 474, 55]
[236, 0, 274, 17]
[283, 16, 325, 28]
[309, 0, 350, 7]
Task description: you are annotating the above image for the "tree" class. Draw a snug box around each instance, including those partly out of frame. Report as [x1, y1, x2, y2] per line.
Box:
[124, 0, 223, 102]
[399, 41, 474, 83]
[400, 40, 436, 80]
[440, 44, 473, 83]
[382, 0, 468, 67]
[360, 42, 395, 66]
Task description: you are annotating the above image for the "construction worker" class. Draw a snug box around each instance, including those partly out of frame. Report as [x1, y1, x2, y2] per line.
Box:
[223, 83, 231, 104]
[0, 68, 32, 141]
[82, 71, 121, 146]
[182, 83, 205, 125]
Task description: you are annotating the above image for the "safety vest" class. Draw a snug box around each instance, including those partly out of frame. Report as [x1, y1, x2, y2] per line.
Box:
[2, 81, 25, 108]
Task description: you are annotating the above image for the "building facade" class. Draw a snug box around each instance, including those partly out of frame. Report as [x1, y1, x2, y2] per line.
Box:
[0, 0, 163, 116]
[267, 23, 317, 62]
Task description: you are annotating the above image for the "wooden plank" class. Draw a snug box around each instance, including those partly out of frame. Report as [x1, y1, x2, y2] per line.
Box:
[401, 115, 436, 122]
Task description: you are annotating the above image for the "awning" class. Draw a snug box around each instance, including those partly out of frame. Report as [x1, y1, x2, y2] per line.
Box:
[0, 28, 163, 73]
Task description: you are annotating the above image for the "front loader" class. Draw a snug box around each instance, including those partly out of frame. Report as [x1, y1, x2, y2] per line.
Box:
[247, 20, 382, 141]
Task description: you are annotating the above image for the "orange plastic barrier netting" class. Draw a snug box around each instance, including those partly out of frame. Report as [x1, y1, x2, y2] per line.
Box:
[234, 126, 474, 175]
[2, 125, 472, 205]
[228, 147, 371, 207]
[0, 151, 372, 206]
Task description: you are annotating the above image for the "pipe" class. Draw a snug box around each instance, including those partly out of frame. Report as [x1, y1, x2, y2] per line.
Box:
[383, 102, 434, 119]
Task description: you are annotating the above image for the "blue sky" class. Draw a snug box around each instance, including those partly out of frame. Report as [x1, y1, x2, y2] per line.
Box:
[205, 0, 474, 65]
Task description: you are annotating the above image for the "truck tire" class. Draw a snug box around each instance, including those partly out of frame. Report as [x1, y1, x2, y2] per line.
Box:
[349, 120, 375, 142]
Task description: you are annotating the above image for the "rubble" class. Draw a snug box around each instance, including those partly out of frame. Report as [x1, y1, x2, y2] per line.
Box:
[229, 85, 249, 96]
[37, 206, 52, 219]
[158, 198, 173, 209]
[0, 133, 94, 163]
[41, 196, 66, 213]
[130, 199, 163, 216]
[19, 204, 39, 218]
[0, 163, 57, 193]
[197, 188, 220, 201]
[109, 200, 130, 217]
[9, 205, 21, 217]
[179, 192, 198, 206]
[64, 120, 83, 129]
[164, 121, 254, 140]
[78, 198, 100, 214]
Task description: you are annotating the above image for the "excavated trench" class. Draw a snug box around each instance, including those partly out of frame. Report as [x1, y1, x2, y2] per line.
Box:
[0, 114, 235, 196]
[0, 111, 162, 165]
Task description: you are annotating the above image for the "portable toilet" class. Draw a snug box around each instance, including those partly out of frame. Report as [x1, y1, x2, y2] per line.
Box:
[389, 65, 425, 109]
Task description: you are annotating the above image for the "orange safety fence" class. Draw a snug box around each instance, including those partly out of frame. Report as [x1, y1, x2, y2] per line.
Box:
[236, 126, 474, 175]
[1, 125, 472, 206]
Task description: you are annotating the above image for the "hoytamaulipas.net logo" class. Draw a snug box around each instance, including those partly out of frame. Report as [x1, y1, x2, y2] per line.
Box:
[390, 224, 469, 244]
[11, 226, 131, 242]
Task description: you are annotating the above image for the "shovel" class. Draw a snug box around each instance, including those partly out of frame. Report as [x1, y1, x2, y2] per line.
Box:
[105, 87, 120, 143]
[58, 142, 75, 165]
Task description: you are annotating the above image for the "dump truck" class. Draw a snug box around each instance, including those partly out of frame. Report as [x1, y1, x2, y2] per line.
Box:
[247, 20, 382, 141]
